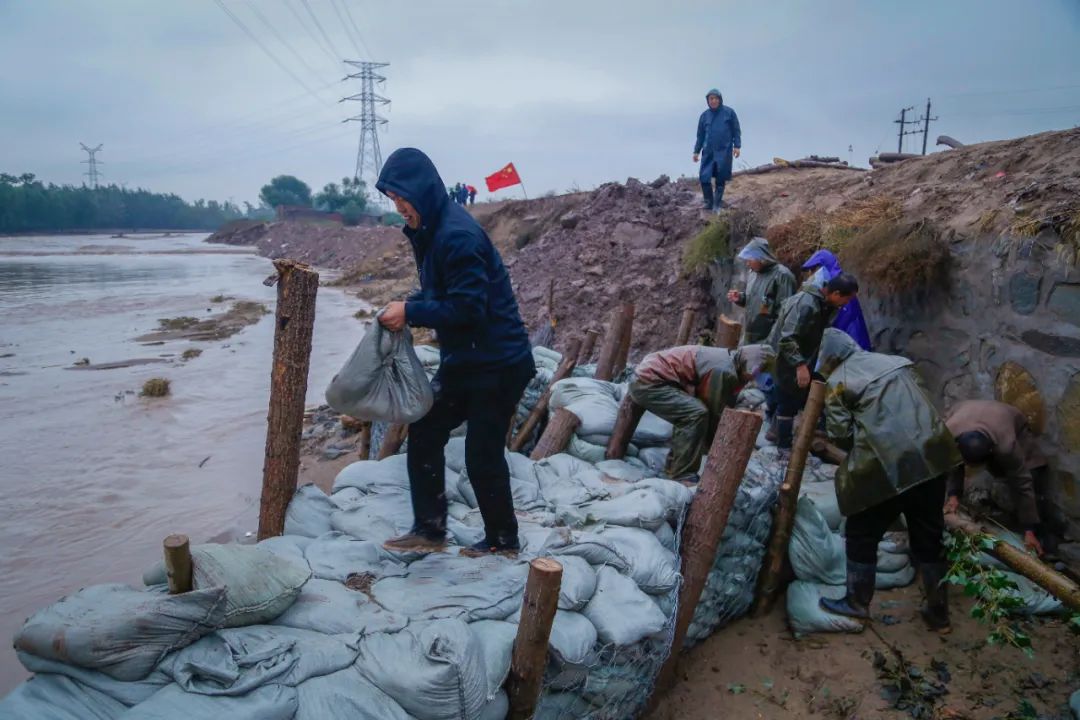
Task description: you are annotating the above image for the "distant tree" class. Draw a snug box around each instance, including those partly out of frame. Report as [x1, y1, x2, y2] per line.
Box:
[381, 211, 405, 227]
[259, 175, 313, 209]
[315, 176, 369, 214]
[341, 201, 365, 226]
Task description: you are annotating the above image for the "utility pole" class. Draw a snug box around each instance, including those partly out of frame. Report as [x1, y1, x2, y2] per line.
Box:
[894, 106, 913, 153]
[80, 143, 103, 187]
[919, 97, 938, 156]
[341, 61, 389, 190]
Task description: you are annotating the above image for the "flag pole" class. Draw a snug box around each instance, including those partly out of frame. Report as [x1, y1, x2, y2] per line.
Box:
[518, 178, 529, 200]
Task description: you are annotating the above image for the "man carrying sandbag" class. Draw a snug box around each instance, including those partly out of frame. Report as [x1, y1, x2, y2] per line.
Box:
[814, 329, 961, 632]
[375, 147, 535, 557]
[628, 344, 775, 484]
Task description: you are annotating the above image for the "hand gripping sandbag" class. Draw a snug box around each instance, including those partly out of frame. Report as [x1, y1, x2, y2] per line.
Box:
[325, 320, 434, 424]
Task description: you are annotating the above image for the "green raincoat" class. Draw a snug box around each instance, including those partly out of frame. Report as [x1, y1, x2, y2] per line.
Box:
[734, 238, 796, 344]
[768, 283, 831, 388]
[816, 329, 961, 517]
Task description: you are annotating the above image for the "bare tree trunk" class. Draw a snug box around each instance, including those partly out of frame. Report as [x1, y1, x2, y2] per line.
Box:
[675, 307, 696, 346]
[715, 314, 741, 350]
[529, 408, 581, 460]
[594, 302, 634, 381]
[356, 421, 372, 460]
[509, 338, 581, 452]
[163, 534, 192, 594]
[258, 259, 318, 541]
[577, 328, 600, 365]
[613, 303, 635, 377]
[605, 394, 646, 460]
[506, 558, 564, 720]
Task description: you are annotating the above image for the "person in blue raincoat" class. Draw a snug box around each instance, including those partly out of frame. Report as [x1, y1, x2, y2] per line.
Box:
[802, 249, 873, 351]
[693, 88, 741, 211]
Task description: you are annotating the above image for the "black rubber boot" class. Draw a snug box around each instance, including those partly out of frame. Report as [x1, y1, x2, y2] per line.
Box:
[918, 563, 951, 633]
[701, 182, 714, 210]
[460, 531, 521, 559]
[820, 561, 876, 619]
[775, 416, 795, 450]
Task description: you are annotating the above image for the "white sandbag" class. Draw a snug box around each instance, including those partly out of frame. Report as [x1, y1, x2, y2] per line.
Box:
[789, 496, 846, 584]
[303, 532, 407, 583]
[507, 608, 597, 666]
[372, 553, 528, 622]
[1069, 688, 1079, 719]
[583, 488, 668, 530]
[786, 581, 864, 637]
[876, 549, 910, 573]
[119, 683, 298, 720]
[445, 436, 467, 474]
[478, 691, 510, 720]
[272, 578, 407, 635]
[329, 488, 414, 545]
[190, 544, 311, 627]
[546, 530, 631, 572]
[15, 584, 226, 681]
[0, 673, 133, 720]
[551, 555, 598, 610]
[325, 322, 434, 424]
[549, 377, 620, 438]
[637, 446, 669, 475]
[1002, 572, 1062, 616]
[582, 566, 668, 646]
[599, 526, 681, 594]
[258, 535, 312, 570]
[15, 652, 170, 708]
[284, 484, 337, 538]
[566, 433, 608, 463]
[799, 480, 843, 532]
[469, 620, 518, 699]
[875, 565, 916, 589]
[332, 455, 410, 494]
[294, 666, 414, 720]
[595, 459, 648, 483]
[654, 522, 677, 551]
[533, 454, 609, 507]
[355, 620, 489, 720]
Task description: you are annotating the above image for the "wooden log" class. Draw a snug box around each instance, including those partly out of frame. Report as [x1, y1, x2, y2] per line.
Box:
[258, 259, 319, 541]
[878, 152, 919, 162]
[753, 381, 827, 614]
[530, 407, 581, 460]
[605, 395, 646, 460]
[377, 423, 409, 460]
[715, 313, 741, 349]
[675, 307, 696, 346]
[356, 421, 372, 460]
[732, 160, 866, 177]
[578, 328, 600, 365]
[163, 534, 193, 594]
[936, 134, 965, 149]
[944, 513, 1080, 612]
[506, 558, 564, 720]
[653, 408, 764, 696]
[594, 303, 633, 381]
[810, 437, 847, 465]
[509, 337, 581, 452]
[612, 303, 635, 377]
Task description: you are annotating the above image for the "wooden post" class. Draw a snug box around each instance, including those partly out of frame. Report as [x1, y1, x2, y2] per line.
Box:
[377, 423, 409, 460]
[163, 534, 193, 594]
[258, 259, 319, 541]
[605, 394, 646, 460]
[715, 313, 741, 349]
[653, 408, 763, 696]
[675, 307, 696, 346]
[356, 421, 372, 460]
[594, 302, 634, 381]
[753, 381, 827, 615]
[509, 337, 581, 452]
[613, 303, 635, 377]
[506, 558, 564, 720]
[945, 513, 1080, 612]
[810, 437, 847, 465]
[578, 328, 600, 365]
[530, 408, 581, 460]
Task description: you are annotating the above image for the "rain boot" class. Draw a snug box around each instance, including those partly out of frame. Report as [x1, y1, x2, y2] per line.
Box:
[819, 560, 876, 619]
[701, 181, 714, 210]
[775, 416, 794, 449]
[918, 563, 951, 633]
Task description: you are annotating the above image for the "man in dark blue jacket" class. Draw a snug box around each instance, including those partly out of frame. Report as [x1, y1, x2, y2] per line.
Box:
[375, 148, 535, 557]
[693, 88, 741, 211]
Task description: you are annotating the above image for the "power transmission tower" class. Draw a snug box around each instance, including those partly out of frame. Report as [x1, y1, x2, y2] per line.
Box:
[919, 98, 938, 155]
[341, 61, 389, 189]
[80, 143, 104, 187]
[894, 106, 916, 153]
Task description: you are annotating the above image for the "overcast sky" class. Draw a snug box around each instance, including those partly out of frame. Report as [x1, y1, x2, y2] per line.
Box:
[2, 0, 1079, 205]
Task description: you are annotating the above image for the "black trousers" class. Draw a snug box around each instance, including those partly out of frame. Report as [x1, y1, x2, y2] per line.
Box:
[845, 474, 947, 566]
[406, 357, 534, 541]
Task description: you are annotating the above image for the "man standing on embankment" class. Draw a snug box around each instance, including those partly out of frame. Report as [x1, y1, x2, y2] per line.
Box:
[693, 88, 741, 211]
[375, 147, 535, 558]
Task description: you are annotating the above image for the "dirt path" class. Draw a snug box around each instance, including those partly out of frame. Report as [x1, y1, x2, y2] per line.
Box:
[651, 585, 1079, 720]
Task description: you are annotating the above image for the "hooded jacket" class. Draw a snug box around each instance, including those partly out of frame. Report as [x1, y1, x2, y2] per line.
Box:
[816, 329, 961, 516]
[694, 89, 741, 183]
[768, 283, 832, 378]
[735, 238, 796, 343]
[376, 148, 532, 373]
[632, 344, 774, 415]
[801, 249, 873, 351]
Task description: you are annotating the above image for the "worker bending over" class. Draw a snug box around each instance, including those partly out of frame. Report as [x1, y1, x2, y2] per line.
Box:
[628, 344, 775, 484]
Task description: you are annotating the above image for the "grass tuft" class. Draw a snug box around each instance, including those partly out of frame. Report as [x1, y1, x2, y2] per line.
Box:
[682, 218, 730, 274]
[1010, 214, 1044, 238]
[181, 348, 202, 360]
[140, 377, 171, 397]
[158, 316, 199, 330]
[839, 219, 950, 295]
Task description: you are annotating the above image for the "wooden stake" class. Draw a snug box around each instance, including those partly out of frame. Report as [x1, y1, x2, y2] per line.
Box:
[753, 380, 827, 615]
[945, 512, 1080, 612]
[594, 302, 634, 381]
[530, 407, 581, 460]
[258, 259, 319, 541]
[163, 534, 193, 594]
[377, 423, 409, 460]
[605, 394, 646, 460]
[653, 408, 763, 697]
[356, 421, 372, 460]
[509, 337, 581, 452]
[578, 328, 600, 365]
[506, 558, 564, 720]
[810, 436, 847, 465]
[613, 302, 635, 377]
[675, 307, 696, 346]
[715, 313, 741, 350]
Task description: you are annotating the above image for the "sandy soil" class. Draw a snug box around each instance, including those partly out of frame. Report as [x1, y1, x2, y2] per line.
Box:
[651, 586, 1079, 720]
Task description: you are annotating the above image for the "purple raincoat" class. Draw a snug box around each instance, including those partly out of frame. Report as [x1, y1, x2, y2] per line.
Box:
[802, 249, 873, 351]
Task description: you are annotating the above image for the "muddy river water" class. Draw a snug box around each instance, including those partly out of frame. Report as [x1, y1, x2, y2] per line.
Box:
[0, 233, 363, 693]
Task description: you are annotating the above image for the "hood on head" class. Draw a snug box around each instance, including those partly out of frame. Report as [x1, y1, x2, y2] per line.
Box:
[376, 148, 448, 228]
[802, 249, 843, 280]
[705, 88, 723, 105]
[737, 237, 779, 266]
[735, 343, 776, 379]
[815, 328, 861, 378]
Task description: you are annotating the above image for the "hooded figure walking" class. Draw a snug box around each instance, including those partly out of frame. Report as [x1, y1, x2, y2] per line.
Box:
[375, 148, 535, 557]
[693, 88, 741, 211]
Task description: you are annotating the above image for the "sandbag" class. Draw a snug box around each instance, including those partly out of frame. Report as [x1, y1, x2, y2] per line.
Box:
[0, 673, 130, 720]
[1069, 688, 1079, 719]
[799, 480, 843, 532]
[303, 532, 407, 583]
[550, 554, 598, 610]
[325, 322, 434, 424]
[283, 484, 337, 538]
[789, 496, 846, 584]
[15, 584, 226, 681]
[507, 608, 597, 666]
[120, 683, 298, 720]
[272, 578, 407, 635]
[582, 566, 668, 646]
[583, 489, 669, 530]
[534, 454, 609, 507]
[294, 666, 413, 720]
[355, 620, 489, 720]
[599, 526, 681, 594]
[469, 620, 518, 699]
[332, 455, 411, 494]
[15, 652, 170, 708]
[786, 581, 864, 637]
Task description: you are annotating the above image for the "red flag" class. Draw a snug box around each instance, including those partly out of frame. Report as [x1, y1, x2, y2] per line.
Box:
[485, 162, 522, 193]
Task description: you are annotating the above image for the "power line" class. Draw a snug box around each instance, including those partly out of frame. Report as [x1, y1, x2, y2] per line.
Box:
[244, 0, 326, 86]
[299, 0, 343, 61]
[80, 143, 104, 187]
[338, 0, 373, 58]
[330, 0, 369, 58]
[213, 0, 334, 109]
[281, 0, 340, 67]
[341, 60, 390, 185]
